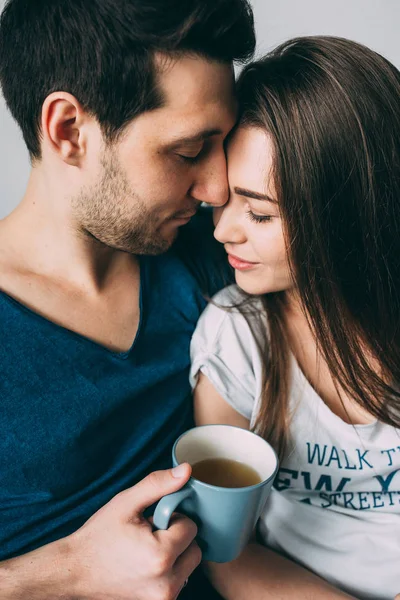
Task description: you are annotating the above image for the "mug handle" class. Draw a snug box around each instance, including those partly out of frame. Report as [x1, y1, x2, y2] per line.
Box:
[153, 487, 194, 530]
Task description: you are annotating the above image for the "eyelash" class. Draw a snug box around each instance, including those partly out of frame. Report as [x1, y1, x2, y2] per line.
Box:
[177, 153, 202, 165]
[246, 210, 272, 224]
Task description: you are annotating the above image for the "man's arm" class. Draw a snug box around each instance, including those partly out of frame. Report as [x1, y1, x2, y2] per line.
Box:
[0, 466, 201, 600]
[0, 537, 77, 600]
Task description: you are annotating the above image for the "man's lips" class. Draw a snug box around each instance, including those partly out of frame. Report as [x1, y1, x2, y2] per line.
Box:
[227, 253, 259, 271]
[173, 212, 197, 220]
[170, 207, 200, 222]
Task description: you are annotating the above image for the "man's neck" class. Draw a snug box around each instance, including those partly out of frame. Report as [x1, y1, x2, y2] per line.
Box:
[0, 170, 137, 296]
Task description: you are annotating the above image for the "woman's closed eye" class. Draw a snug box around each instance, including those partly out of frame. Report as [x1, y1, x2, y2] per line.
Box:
[246, 210, 273, 224]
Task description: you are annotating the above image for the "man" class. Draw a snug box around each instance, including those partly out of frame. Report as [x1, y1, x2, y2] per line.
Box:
[0, 0, 255, 598]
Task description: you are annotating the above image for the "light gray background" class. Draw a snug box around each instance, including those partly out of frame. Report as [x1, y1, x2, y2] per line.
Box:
[0, 0, 399, 218]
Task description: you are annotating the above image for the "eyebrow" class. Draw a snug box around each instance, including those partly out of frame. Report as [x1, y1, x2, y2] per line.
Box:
[234, 186, 278, 204]
[166, 128, 223, 147]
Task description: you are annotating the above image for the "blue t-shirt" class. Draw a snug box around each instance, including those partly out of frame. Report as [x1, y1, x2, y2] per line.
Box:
[0, 210, 230, 561]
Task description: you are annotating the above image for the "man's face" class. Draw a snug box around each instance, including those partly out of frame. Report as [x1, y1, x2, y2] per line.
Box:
[73, 54, 237, 254]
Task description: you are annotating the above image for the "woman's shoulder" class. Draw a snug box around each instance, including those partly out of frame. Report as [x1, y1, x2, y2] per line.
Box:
[204, 284, 264, 323]
[190, 286, 266, 420]
[211, 284, 251, 306]
[196, 285, 266, 346]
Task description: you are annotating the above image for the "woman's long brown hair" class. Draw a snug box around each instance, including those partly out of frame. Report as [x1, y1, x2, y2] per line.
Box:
[236, 36, 400, 460]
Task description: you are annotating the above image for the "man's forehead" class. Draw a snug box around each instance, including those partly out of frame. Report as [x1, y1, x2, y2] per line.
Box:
[129, 97, 237, 145]
[124, 54, 238, 143]
[155, 52, 236, 112]
[166, 128, 223, 145]
[160, 110, 237, 146]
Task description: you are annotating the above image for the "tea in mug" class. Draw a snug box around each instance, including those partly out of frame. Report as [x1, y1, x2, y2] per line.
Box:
[191, 457, 261, 488]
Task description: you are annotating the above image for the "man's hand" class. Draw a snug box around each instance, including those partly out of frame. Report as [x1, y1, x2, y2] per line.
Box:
[70, 463, 200, 600]
[0, 464, 201, 600]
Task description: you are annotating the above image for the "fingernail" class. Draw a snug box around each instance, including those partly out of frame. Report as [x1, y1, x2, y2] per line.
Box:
[172, 463, 187, 478]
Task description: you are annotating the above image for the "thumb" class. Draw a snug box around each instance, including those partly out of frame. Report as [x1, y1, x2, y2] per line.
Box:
[120, 463, 192, 518]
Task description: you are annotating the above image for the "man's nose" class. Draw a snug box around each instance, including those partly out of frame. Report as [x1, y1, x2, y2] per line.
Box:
[190, 151, 229, 208]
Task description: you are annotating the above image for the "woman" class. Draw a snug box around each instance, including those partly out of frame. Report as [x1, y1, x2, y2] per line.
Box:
[190, 36, 400, 600]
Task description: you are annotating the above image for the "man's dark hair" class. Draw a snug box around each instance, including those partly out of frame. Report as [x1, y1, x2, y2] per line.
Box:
[0, 0, 255, 160]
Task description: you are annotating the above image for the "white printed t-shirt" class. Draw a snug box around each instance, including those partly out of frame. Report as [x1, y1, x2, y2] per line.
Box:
[190, 286, 400, 600]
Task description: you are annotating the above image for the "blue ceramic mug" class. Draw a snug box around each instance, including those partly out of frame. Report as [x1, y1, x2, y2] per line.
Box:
[153, 424, 278, 563]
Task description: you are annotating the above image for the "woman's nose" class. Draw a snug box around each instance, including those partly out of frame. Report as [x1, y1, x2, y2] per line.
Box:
[213, 201, 246, 245]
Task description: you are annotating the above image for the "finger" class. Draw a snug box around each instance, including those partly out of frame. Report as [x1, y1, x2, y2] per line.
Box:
[154, 513, 198, 559]
[148, 511, 181, 531]
[172, 539, 202, 585]
[115, 464, 192, 518]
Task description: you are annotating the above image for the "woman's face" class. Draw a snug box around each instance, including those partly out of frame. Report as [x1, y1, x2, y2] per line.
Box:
[214, 126, 293, 296]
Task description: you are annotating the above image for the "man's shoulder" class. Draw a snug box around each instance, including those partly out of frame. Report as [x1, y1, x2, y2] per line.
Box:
[173, 207, 233, 297]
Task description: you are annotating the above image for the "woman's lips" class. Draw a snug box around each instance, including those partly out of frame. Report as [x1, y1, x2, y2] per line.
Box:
[227, 253, 259, 271]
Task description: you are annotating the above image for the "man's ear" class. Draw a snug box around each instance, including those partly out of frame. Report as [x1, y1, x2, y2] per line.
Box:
[41, 92, 90, 166]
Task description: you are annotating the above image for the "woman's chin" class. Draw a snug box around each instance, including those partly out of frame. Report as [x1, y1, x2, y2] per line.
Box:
[234, 271, 268, 296]
[234, 271, 289, 296]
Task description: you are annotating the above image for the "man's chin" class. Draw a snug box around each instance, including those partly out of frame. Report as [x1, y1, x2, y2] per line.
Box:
[155, 223, 180, 247]
[90, 223, 179, 256]
[134, 229, 177, 256]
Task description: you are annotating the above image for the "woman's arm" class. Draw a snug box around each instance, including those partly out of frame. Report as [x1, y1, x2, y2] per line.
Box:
[194, 373, 357, 600]
[204, 542, 356, 600]
[194, 371, 251, 429]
